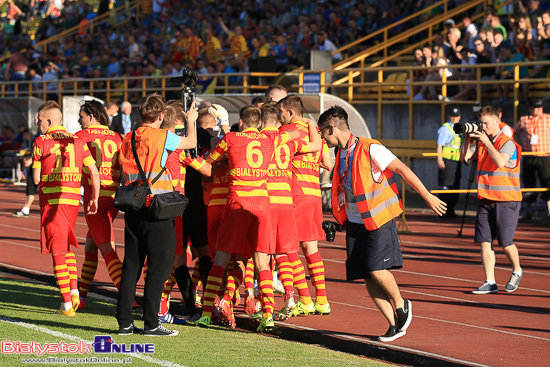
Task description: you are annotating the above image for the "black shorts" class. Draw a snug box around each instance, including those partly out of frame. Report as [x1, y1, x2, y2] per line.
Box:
[26, 165, 37, 196]
[474, 199, 520, 247]
[345, 219, 403, 281]
[182, 199, 208, 248]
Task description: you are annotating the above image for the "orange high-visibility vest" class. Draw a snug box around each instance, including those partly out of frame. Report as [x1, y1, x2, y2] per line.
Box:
[119, 127, 174, 195]
[477, 133, 522, 202]
[331, 137, 403, 230]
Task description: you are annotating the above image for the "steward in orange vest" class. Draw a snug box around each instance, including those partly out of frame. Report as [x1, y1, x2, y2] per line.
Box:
[318, 105, 446, 343]
[476, 133, 522, 202]
[331, 137, 403, 230]
[116, 93, 197, 337]
[460, 105, 524, 296]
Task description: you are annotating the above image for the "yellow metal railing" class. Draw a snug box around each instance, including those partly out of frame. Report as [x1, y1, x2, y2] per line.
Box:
[333, 0, 487, 72]
[333, 0, 456, 68]
[2, 60, 549, 134]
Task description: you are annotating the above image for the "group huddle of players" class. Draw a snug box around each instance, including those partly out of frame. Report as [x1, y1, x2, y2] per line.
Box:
[73, 87, 335, 333]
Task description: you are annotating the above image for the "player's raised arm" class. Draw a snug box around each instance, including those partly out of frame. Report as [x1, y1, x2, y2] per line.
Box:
[305, 118, 322, 153]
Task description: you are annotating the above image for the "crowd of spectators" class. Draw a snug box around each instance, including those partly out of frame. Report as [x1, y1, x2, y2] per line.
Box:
[413, 1, 550, 103]
[2, 1, 550, 103]
[1, 0, 481, 101]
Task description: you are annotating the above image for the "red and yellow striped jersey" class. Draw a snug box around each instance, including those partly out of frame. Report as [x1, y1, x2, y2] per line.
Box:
[76, 125, 122, 201]
[262, 127, 309, 206]
[208, 163, 230, 207]
[33, 126, 95, 207]
[280, 121, 329, 198]
[167, 149, 186, 195]
[209, 127, 291, 206]
[182, 35, 205, 63]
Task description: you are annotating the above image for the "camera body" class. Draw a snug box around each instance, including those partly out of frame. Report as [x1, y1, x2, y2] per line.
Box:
[322, 221, 344, 242]
[179, 66, 199, 156]
[453, 120, 482, 135]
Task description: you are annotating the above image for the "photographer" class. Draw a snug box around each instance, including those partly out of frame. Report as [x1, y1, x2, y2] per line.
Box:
[318, 106, 446, 342]
[460, 106, 523, 295]
[116, 93, 197, 337]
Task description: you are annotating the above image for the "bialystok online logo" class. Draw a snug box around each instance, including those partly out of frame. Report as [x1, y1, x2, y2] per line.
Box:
[1, 336, 154, 356]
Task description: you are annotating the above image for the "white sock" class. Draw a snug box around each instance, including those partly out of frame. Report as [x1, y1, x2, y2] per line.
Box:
[486, 280, 496, 285]
[21, 207, 30, 215]
[62, 301, 72, 311]
[70, 289, 79, 297]
[514, 269, 523, 276]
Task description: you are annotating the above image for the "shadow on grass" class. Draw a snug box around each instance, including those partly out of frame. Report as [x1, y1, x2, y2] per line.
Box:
[0, 277, 117, 334]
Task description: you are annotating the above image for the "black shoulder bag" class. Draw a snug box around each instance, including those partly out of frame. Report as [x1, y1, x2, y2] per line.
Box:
[113, 131, 148, 212]
[114, 131, 189, 220]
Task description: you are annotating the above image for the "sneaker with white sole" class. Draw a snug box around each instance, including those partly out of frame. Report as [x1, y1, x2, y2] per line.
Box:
[12, 210, 29, 218]
[378, 325, 406, 342]
[396, 299, 412, 332]
[472, 282, 498, 294]
[143, 322, 178, 336]
[118, 323, 144, 335]
[505, 272, 523, 292]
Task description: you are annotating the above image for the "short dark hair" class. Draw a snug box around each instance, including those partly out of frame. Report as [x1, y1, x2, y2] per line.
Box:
[251, 95, 267, 106]
[278, 94, 304, 117]
[80, 100, 110, 126]
[239, 105, 261, 127]
[318, 105, 349, 131]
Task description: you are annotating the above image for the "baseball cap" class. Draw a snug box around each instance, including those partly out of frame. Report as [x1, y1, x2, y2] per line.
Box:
[450, 107, 461, 116]
[529, 100, 543, 108]
[445, 19, 455, 25]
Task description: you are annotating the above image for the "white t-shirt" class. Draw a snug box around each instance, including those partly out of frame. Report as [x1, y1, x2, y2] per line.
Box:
[339, 141, 397, 224]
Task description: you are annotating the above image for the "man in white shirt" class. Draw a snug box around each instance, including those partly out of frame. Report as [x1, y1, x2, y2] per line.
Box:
[316, 31, 343, 62]
[318, 105, 446, 342]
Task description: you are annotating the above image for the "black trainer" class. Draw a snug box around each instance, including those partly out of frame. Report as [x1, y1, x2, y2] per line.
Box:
[143, 322, 179, 336]
[378, 325, 406, 342]
[396, 299, 412, 332]
[118, 323, 144, 335]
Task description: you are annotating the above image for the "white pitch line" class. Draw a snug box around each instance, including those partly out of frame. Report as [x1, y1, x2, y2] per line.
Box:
[0, 315, 186, 367]
[282, 323, 491, 367]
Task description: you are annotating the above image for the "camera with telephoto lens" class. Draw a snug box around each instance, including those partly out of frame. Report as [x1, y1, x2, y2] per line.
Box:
[178, 66, 199, 157]
[453, 120, 482, 135]
[322, 221, 344, 242]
